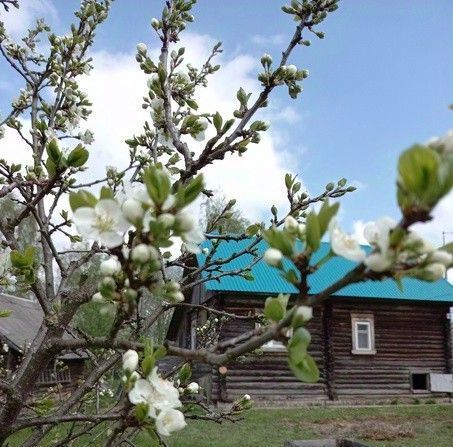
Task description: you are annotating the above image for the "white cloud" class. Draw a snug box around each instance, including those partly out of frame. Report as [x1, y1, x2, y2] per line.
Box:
[0, 30, 304, 254]
[77, 32, 300, 222]
[251, 34, 286, 46]
[1, 0, 58, 38]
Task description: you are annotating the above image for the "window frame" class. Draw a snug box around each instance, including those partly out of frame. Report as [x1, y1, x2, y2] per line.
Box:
[351, 313, 376, 355]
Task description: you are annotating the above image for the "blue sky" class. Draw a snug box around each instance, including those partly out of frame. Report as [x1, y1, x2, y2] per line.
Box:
[1, 0, 452, 245]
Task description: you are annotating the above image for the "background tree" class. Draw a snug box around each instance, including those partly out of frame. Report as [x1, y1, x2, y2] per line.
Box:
[200, 194, 250, 234]
[0, 0, 451, 446]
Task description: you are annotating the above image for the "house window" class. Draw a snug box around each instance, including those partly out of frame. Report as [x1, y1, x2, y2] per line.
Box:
[411, 373, 429, 392]
[37, 363, 72, 385]
[351, 314, 376, 355]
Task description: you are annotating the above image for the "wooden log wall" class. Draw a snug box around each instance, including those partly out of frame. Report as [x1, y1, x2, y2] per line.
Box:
[211, 295, 327, 403]
[330, 299, 450, 400]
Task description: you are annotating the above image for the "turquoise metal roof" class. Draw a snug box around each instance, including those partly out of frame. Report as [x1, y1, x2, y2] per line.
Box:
[196, 239, 453, 303]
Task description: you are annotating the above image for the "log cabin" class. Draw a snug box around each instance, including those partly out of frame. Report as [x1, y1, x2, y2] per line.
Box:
[0, 293, 87, 390]
[167, 239, 453, 405]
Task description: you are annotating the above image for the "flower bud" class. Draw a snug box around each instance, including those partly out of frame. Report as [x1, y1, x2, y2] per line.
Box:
[263, 248, 283, 266]
[261, 53, 272, 67]
[187, 382, 199, 394]
[92, 292, 105, 303]
[202, 247, 209, 255]
[100, 257, 121, 276]
[167, 280, 181, 292]
[243, 394, 251, 401]
[122, 349, 139, 372]
[286, 64, 297, 76]
[284, 215, 298, 233]
[157, 213, 175, 228]
[151, 18, 160, 29]
[136, 43, 147, 53]
[424, 263, 446, 281]
[429, 250, 452, 266]
[298, 223, 306, 237]
[197, 117, 209, 131]
[122, 199, 144, 223]
[175, 212, 195, 232]
[294, 305, 313, 323]
[171, 291, 184, 302]
[131, 244, 151, 264]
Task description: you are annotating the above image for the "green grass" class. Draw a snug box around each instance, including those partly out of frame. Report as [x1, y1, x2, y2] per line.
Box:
[9, 404, 453, 447]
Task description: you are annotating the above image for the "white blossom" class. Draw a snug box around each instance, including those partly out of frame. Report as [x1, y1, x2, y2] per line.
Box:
[100, 256, 121, 276]
[122, 199, 145, 223]
[294, 305, 313, 322]
[429, 250, 452, 266]
[186, 382, 199, 394]
[263, 248, 283, 266]
[286, 64, 297, 75]
[329, 221, 366, 262]
[284, 215, 298, 233]
[73, 199, 130, 248]
[424, 263, 446, 281]
[128, 367, 182, 419]
[243, 394, 251, 401]
[122, 350, 139, 372]
[363, 217, 397, 272]
[364, 252, 392, 272]
[157, 213, 175, 228]
[155, 408, 186, 437]
[131, 244, 152, 264]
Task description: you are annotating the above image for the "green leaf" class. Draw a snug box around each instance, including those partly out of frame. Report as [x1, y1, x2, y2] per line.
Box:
[0, 310, 12, 318]
[262, 228, 294, 257]
[67, 144, 89, 167]
[281, 268, 299, 284]
[182, 174, 204, 206]
[46, 139, 62, 164]
[185, 99, 198, 110]
[285, 173, 293, 189]
[69, 190, 97, 211]
[264, 297, 285, 322]
[153, 345, 167, 361]
[246, 223, 261, 236]
[305, 212, 321, 251]
[141, 355, 155, 377]
[100, 186, 114, 200]
[317, 200, 339, 236]
[10, 246, 35, 269]
[288, 353, 319, 383]
[236, 87, 247, 106]
[143, 166, 171, 205]
[222, 119, 235, 133]
[179, 363, 192, 383]
[135, 403, 149, 422]
[213, 112, 223, 133]
[288, 327, 311, 364]
[45, 158, 56, 177]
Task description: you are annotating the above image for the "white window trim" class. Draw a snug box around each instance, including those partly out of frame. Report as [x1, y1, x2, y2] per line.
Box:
[351, 313, 376, 355]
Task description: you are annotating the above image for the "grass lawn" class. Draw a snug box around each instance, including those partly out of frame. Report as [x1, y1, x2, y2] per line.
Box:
[9, 404, 453, 446]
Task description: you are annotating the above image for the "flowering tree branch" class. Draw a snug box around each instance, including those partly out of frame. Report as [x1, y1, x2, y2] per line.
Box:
[0, 0, 451, 445]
